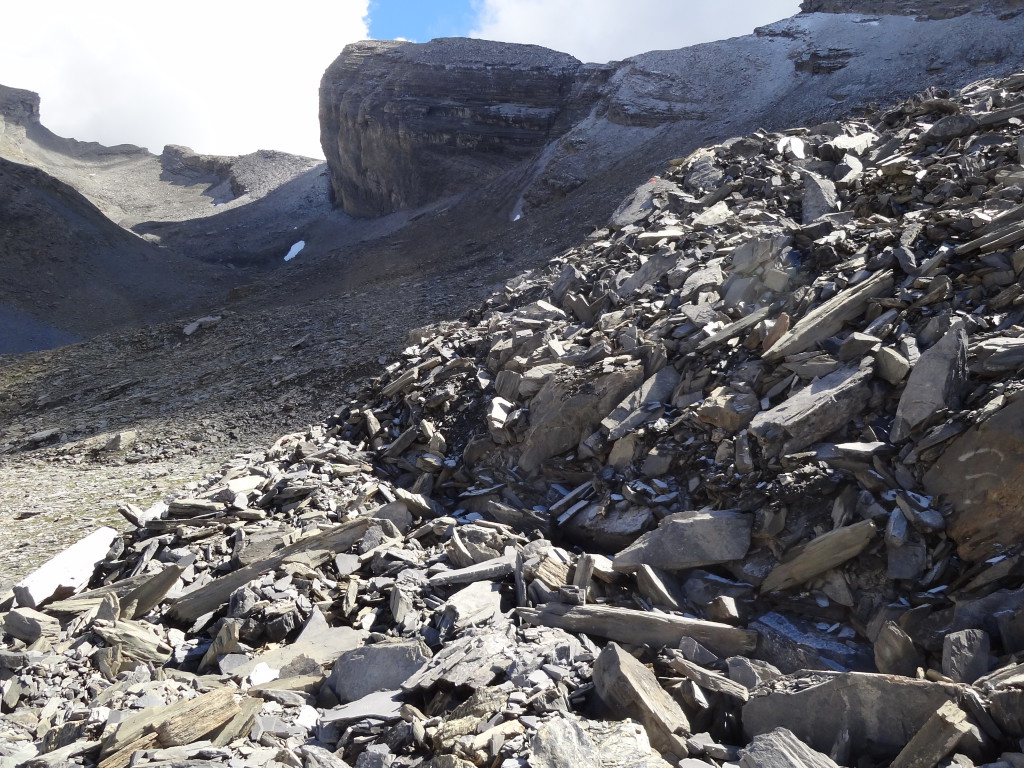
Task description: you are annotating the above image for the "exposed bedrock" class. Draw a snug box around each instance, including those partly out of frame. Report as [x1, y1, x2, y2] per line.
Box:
[799, 0, 1024, 17]
[318, 38, 603, 218]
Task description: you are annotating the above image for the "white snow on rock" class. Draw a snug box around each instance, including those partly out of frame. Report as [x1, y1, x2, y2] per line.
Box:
[284, 240, 306, 261]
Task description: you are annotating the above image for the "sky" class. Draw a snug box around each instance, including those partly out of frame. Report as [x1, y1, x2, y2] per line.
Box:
[1, 0, 800, 160]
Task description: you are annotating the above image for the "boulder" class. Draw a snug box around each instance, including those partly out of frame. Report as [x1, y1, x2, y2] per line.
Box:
[924, 396, 1024, 561]
[612, 509, 752, 572]
[743, 671, 960, 762]
[328, 639, 431, 703]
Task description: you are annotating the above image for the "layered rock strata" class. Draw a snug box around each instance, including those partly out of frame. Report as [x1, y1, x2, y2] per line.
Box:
[319, 38, 594, 217]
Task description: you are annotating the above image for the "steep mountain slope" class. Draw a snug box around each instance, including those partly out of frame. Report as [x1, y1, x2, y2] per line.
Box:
[0, 156, 228, 353]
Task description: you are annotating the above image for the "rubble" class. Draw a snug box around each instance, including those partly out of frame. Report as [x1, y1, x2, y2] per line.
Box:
[8, 68, 1024, 768]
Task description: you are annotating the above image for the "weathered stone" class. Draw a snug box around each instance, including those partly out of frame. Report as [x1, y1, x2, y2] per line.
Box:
[888, 701, 972, 768]
[518, 603, 757, 658]
[696, 387, 760, 432]
[875, 345, 911, 384]
[743, 671, 960, 763]
[750, 362, 873, 457]
[761, 521, 877, 593]
[941, 629, 990, 684]
[921, 114, 979, 145]
[890, 321, 967, 442]
[764, 270, 894, 360]
[594, 643, 691, 760]
[924, 396, 1024, 561]
[802, 174, 839, 224]
[560, 502, 655, 551]
[874, 620, 924, 677]
[3, 606, 60, 644]
[230, 608, 366, 680]
[612, 509, 752, 572]
[13, 526, 118, 608]
[739, 727, 840, 768]
[518, 361, 643, 473]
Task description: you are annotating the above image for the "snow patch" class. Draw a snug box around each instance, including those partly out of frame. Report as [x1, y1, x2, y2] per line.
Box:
[284, 240, 305, 262]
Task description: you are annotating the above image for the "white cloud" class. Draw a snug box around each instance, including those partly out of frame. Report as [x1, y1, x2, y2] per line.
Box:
[469, 0, 803, 63]
[0, 1, 370, 158]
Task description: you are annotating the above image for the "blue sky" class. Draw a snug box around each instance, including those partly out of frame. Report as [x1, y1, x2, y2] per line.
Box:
[368, 0, 478, 42]
[1, 0, 801, 158]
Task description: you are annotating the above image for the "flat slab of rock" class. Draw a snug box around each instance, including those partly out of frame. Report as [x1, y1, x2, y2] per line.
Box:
[890, 321, 967, 442]
[13, 526, 118, 608]
[750, 363, 873, 457]
[763, 270, 893, 361]
[518, 603, 756, 658]
[760, 520, 877, 593]
[612, 509, 752, 572]
[328, 639, 430, 703]
[594, 642, 691, 760]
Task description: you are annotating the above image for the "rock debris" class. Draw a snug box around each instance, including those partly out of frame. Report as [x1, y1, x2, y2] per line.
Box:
[8, 70, 1024, 768]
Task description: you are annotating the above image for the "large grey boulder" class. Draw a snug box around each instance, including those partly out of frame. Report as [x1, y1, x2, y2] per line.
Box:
[328, 639, 431, 703]
[612, 509, 752, 572]
[743, 671, 960, 763]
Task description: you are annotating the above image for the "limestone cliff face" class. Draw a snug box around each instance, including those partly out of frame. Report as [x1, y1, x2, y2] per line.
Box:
[0, 85, 41, 127]
[799, 0, 1024, 18]
[319, 38, 592, 217]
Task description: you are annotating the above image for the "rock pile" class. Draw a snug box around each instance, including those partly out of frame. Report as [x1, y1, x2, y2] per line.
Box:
[7, 70, 1024, 768]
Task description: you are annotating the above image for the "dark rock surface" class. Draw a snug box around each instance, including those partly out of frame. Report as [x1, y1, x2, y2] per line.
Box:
[800, 0, 1024, 17]
[0, 155, 226, 342]
[319, 38, 592, 218]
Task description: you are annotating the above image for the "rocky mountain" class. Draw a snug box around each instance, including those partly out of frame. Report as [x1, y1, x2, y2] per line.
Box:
[5, 2, 1024, 356]
[319, 39, 598, 218]
[319, 2, 1024, 224]
[7, 64, 1024, 768]
[0, 149, 240, 352]
[801, 0, 1024, 17]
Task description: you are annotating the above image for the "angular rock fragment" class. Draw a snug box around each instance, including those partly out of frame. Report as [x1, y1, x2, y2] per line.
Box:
[888, 701, 973, 768]
[518, 362, 643, 473]
[518, 603, 757, 657]
[750, 362, 873, 457]
[760, 520, 876, 593]
[941, 629, 990, 685]
[738, 727, 840, 768]
[763, 270, 894, 360]
[13, 526, 118, 608]
[612, 509, 752, 572]
[328, 639, 430, 703]
[890, 321, 967, 442]
[593, 643, 690, 760]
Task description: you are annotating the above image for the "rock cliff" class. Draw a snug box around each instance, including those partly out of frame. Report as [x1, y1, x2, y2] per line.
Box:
[319, 38, 600, 217]
[799, 0, 1024, 17]
[320, 4, 1024, 220]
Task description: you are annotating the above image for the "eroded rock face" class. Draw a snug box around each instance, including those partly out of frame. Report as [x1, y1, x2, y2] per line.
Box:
[318, 38, 590, 217]
[799, 0, 1024, 18]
